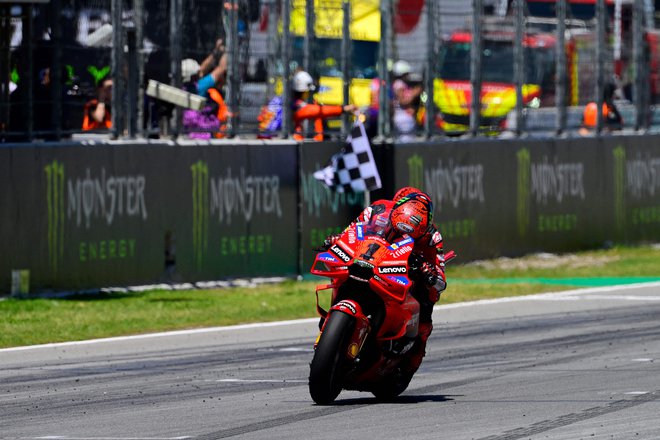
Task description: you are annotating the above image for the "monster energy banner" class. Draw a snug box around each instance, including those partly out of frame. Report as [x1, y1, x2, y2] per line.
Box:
[2, 135, 660, 294]
[0, 142, 298, 293]
[394, 136, 660, 261]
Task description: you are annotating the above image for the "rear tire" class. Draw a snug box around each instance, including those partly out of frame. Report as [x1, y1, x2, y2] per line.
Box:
[309, 312, 355, 405]
[371, 370, 413, 401]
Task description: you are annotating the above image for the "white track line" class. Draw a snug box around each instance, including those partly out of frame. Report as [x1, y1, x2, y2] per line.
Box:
[30, 437, 192, 440]
[438, 281, 660, 310]
[3, 281, 660, 354]
[214, 379, 307, 383]
[0, 318, 318, 353]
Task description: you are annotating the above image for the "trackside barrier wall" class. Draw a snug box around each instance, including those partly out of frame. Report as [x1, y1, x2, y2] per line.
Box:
[393, 136, 660, 261]
[2, 135, 660, 294]
[0, 140, 301, 293]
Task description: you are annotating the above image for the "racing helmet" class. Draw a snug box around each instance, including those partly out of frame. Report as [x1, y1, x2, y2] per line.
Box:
[293, 70, 316, 92]
[389, 193, 433, 239]
[394, 186, 424, 202]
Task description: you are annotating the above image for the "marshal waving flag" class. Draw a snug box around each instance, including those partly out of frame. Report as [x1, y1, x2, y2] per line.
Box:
[313, 120, 382, 193]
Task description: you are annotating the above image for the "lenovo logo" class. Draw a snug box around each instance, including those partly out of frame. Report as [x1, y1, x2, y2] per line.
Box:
[378, 266, 407, 274]
[330, 245, 352, 263]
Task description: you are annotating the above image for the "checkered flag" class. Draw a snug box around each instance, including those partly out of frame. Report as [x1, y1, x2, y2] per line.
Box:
[313, 120, 382, 193]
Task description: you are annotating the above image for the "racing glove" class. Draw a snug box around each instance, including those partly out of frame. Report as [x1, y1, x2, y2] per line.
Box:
[321, 233, 342, 250]
[420, 261, 446, 303]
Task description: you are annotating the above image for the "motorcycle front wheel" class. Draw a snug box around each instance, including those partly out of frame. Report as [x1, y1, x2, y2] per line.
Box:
[309, 311, 355, 405]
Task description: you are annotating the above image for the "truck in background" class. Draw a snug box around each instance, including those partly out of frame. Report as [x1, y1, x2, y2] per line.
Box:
[434, 15, 598, 134]
[525, 0, 660, 103]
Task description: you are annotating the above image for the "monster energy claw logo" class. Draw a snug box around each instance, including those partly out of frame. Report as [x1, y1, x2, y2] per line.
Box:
[191, 161, 210, 270]
[45, 160, 65, 273]
[517, 148, 531, 238]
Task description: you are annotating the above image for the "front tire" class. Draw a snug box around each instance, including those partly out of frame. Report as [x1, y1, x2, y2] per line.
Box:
[309, 312, 355, 404]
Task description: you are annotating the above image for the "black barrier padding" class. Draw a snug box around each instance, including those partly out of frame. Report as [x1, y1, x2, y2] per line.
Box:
[2, 135, 660, 294]
[4, 145, 165, 292]
[613, 136, 660, 243]
[0, 142, 299, 293]
[393, 135, 660, 261]
[179, 144, 299, 280]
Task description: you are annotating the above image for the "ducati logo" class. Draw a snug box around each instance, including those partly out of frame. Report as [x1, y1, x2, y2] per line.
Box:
[337, 300, 357, 315]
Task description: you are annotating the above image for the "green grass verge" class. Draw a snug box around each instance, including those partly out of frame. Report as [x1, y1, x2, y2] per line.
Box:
[1, 245, 659, 349]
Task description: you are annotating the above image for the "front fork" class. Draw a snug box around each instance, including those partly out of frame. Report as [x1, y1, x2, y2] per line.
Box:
[315, 296, 371, 361]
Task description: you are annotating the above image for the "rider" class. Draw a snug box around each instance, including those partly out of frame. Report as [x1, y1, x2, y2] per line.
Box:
[324, 187, 446, 377]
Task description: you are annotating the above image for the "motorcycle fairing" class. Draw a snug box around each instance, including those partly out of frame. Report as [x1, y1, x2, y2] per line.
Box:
[356, 222, 365, 241]
[318, 252, 338, 262]
[312, 221, 421, 362]
[386, 275, 410, 286]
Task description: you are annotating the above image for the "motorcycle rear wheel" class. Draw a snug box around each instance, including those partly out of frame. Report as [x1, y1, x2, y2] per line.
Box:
[371, 370, 413, 401]
[309, 311, 355, 405]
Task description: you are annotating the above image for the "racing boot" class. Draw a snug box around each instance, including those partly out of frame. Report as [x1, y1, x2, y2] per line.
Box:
[404, 322, 433, 376]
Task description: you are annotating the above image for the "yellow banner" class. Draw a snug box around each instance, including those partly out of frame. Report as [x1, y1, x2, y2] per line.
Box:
[290, 0, 380, 42]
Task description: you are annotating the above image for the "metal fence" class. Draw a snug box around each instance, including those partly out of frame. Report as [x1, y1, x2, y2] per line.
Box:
[1, 0, 658, 142]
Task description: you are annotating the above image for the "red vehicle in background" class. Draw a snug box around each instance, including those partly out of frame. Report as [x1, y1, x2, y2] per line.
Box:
[524, 0, 660, 103]
[435, 0, 660, 134]
[434, 15, 596, 134]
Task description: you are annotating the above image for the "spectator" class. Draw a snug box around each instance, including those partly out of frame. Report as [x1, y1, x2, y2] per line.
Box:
[82, 75, 112, 131]
[181, 39, 229, 139]
[181, 58, 201, 88]
[365, 76, 383, 139]
[391, 60, 423, 142]
[34, 66, 53, 135]
[8, 42, 57, 139]
[290, 70, 356, 141]
[252, 59, 267, 83]
[181, 57, 222, 139]
[197, 39, 228, 98]
[194, 39, 229, 138]
[580, 82, 623, 135]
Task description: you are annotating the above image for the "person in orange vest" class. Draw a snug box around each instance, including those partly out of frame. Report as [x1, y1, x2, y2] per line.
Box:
[581, 82, 623, 134]
[291, 70, 356, 141]
[82, 75, 112, 131]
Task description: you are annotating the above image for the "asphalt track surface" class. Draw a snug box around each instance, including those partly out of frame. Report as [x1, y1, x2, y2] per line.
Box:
[2, 283, 660, 440]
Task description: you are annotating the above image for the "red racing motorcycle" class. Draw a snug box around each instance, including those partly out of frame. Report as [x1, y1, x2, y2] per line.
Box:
[308, 221, 454, 404]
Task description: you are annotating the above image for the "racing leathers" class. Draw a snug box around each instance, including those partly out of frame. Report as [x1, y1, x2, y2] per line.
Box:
[326, 198, 446, 304]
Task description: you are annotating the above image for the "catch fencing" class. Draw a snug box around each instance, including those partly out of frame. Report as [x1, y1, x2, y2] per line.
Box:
[1, 0, 659, 141]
